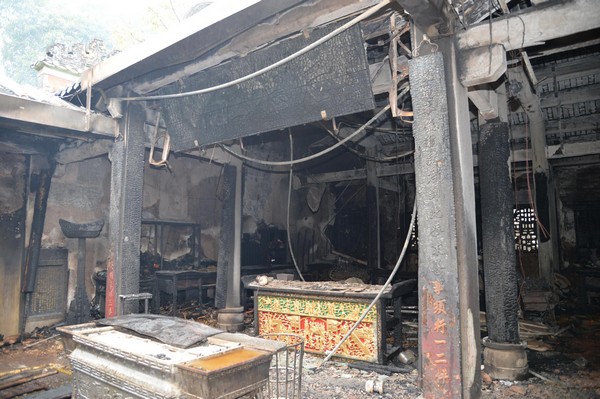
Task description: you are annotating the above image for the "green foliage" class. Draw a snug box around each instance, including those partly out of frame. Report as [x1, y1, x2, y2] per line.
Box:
[0, 0, 199, 86]
[0, 0, 111, 85]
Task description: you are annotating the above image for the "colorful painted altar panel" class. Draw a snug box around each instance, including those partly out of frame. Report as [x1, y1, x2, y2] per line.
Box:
[257, 294, 380, 362]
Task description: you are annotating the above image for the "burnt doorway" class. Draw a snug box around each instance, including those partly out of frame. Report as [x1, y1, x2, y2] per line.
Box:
[0, 152, 28, 336]
[24, 248, 69, 331]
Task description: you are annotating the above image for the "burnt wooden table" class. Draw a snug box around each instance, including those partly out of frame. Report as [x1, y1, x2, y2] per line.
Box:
[155, 270, 217, 315]
[248, 279, 415, 364]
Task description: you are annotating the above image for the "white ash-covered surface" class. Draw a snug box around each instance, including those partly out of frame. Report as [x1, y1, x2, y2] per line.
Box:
[247, 279, 392, 297]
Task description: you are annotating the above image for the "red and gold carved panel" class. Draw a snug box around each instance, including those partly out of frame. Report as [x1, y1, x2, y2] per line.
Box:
[257, 294, 380, 362]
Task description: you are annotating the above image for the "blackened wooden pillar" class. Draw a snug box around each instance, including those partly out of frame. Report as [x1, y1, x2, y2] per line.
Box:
[106, 104, 145, 317]
[409, 41, 481, 398]
[479, 121, 528, 379]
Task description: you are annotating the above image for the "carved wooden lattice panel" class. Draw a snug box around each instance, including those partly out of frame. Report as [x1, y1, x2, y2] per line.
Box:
[514, 207, 538, 252]
[30, 249, 68, 320]
[257, 294, 379, 362]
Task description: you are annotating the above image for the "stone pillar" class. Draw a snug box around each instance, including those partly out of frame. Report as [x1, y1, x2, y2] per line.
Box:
[216, 161, 244, 332]
[479, 121, 528, 380]
[106, 104, 145, 317]
[409, 43, 481, 398]
[366, 147, 381, 276]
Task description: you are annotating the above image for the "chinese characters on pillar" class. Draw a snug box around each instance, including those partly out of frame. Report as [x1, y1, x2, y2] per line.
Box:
[427, 280, 450, 396]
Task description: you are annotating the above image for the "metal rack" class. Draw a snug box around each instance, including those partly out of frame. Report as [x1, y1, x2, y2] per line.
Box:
[141, 219, 202, 269]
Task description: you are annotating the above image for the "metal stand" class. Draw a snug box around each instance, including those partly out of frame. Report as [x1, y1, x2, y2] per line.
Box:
[259, 333, 304, 399]
[60, 218, 104, 324]
[119, 292, 153, 315]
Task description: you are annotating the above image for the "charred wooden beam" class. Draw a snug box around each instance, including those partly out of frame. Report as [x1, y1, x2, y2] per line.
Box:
[393, 0, 453, 38]
[0, 94, 116, 139]
[21, 167, 54, 289]
[510, 114, 600, 140]
[547, 141, 600, 159]
[457, 0, 600, 52]
[21, 165, 55, 334]
[459, 44, 506, 87]
[306, 163, 414, 184]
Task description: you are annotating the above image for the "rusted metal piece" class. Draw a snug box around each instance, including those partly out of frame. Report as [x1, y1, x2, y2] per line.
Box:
[149, 113, 171, 169]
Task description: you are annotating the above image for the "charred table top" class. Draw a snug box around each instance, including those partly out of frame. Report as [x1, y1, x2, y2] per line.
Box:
[247, 279, 398, 299]
[155, 270, 217, 314]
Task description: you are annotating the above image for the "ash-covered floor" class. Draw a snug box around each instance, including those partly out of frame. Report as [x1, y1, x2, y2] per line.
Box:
[1, 309, 600, 399]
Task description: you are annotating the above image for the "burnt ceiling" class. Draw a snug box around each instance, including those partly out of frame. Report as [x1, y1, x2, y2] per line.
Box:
[555, 162, 600, 208]
[0, 129, 63, 156]
[158, 23, 375, 149]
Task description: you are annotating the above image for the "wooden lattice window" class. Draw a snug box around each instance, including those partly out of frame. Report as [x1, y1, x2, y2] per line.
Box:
[514, 207, 538, 252]
[409, 216, 418, 250]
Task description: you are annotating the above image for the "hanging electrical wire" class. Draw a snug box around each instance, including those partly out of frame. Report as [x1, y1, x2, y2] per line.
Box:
[337, 121, 412, 134]
[317, 86, 413, 162]
[219, 105, 391, 166]
[520, 98, 551, 238]
[286, 129, 306, 281]
[321, 185, 367, 235]
[320, 124, 414, 162]
[112, 0, 393, 102]
[320, 199, 417, 365]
